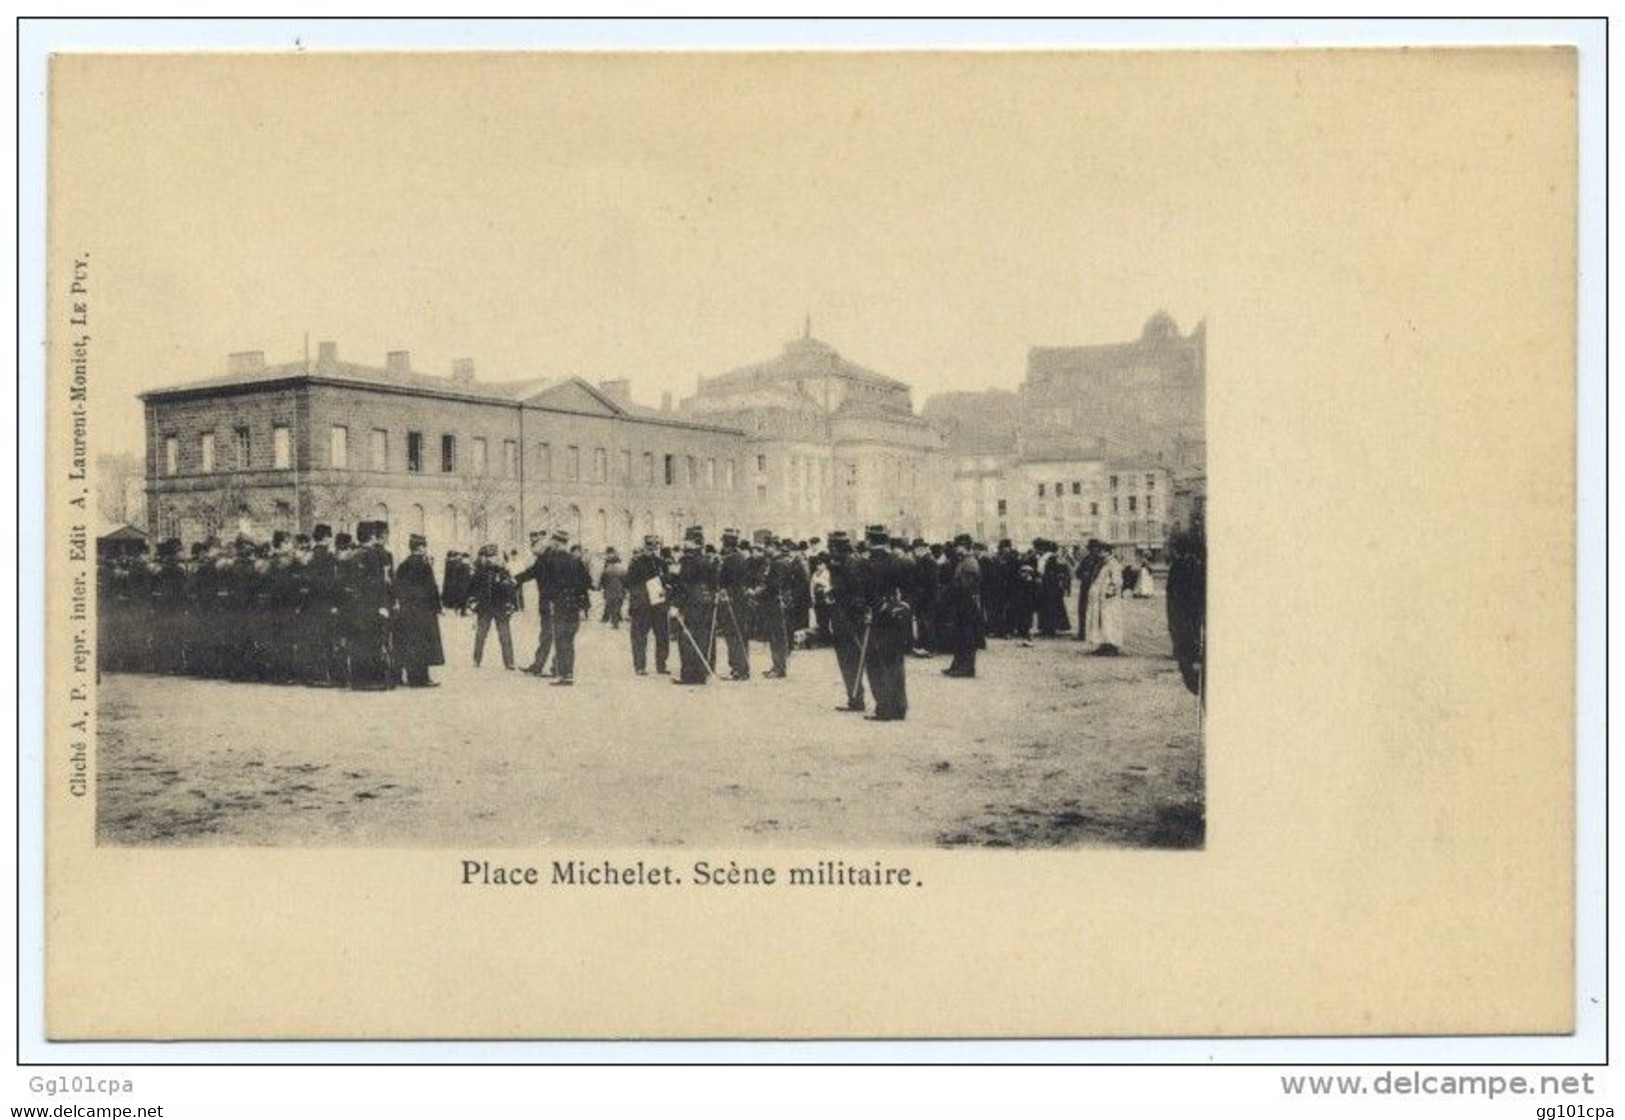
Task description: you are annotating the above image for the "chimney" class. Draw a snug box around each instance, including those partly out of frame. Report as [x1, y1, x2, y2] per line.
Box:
[227, 350, 265, 376]
[598, 379, 631, 407]
[660, 391, 673, 414]
[316, 340, 338, 371]
[386, 350, 411, 377]
[451, 358, 476, 384]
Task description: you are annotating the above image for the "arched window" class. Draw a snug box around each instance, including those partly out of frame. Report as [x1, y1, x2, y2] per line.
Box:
[596, 508, 609, 547]
[567, 504, 583, 542]
[408, 503, 426, 536]
[502, 506, 518, 548]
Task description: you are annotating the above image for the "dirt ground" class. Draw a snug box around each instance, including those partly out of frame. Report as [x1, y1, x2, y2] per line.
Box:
[96, 596, 1203, 849]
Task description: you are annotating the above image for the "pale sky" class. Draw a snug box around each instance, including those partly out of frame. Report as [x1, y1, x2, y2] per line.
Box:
[50, 52, 1234, 459]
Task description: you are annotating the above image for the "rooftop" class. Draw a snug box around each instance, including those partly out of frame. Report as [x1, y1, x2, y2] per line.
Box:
[696, 330, 909, 397]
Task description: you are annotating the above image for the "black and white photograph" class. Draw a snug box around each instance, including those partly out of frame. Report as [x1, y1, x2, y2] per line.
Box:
[84, 53, 1207, 852]
[36, 32, 1588, 1053]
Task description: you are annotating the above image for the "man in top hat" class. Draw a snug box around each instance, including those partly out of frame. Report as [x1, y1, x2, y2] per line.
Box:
[625, 534, 671, 675]
[393, 533, 445, 686]
[826, 529, 870, 712]
[716, 528, 752, 681]
[862, 528, 914, 720]
[670, 525, 720, 685]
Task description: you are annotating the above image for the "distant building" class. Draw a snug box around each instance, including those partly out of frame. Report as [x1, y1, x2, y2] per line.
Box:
[681, 325, 951, 540]
[1022, 310, 1205, 470]
[929, 311, 1205, 550]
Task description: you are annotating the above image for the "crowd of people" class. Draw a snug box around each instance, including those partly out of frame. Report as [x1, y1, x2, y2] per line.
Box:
[96, 518, 1206, 718]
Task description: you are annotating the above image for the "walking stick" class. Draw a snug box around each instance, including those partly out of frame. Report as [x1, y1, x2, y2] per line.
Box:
[672, 607, 718, 679]
[850, 615, 872, 706]
[722, 591, 749, 651]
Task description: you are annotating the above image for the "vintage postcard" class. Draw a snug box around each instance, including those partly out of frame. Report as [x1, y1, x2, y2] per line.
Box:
[42, 47, 1575, 1039]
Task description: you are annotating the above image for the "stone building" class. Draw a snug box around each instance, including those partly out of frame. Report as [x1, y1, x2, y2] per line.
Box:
[141, 331, 956, 551]
[142, 343, 752, 553]
[679, 326, 952, 541]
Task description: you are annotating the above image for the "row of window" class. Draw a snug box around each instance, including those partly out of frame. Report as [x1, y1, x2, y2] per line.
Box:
[1036, 474, 1159, 500]
[162, 423, 751, 491]
[164, 426, 292, 475]
[1035, 495, 1155, 517]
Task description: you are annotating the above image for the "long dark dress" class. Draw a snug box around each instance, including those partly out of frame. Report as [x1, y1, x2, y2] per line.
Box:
[394, 552, 445, 684]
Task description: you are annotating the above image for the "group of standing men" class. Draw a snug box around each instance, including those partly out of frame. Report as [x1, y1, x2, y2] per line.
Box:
[96, 521, 447, 690]
[101, 514, 1206, 712]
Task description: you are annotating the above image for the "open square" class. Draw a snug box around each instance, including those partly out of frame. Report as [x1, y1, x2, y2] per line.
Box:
[96, 595, 1203, 849]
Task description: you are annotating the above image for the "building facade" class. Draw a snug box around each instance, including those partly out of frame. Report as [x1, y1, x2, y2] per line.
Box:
[142, 331, 956, 551]
[143, 343, 752, 553]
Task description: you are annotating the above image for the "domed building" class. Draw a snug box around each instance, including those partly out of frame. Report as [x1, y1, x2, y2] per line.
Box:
[681, 325, 951, 540]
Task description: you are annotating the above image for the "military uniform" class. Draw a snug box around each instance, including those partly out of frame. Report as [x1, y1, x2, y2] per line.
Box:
[625, 536, 671, 675]
[716, 531, 752, 680]
[467, 545, 520, 670]
[515, 532, 555, 676]
[760, 540, 796, 678]
[671, 528, 719, 685]
[343, 522, 396, 690]
[538, 532, 592, 685]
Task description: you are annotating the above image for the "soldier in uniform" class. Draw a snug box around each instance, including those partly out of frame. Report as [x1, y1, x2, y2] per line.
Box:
[394, 533, 445, 687]
[515, 530, 555, 676]
[301, 525, 345, 687]
[760, 536, 796, 679]
[343, 520, 396, 690]
[863, 528, 913, 720]
[146, 538, 187, 674]
[670, 526, 719, 685]
[539, 529, 592, 686]
[467, 543, 520, 670]
[716, 528, 752, 681]
[827, 530, 870, 713]
[625, 534, 671, 676]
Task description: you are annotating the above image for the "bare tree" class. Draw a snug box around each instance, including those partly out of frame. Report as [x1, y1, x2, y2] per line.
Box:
[96, 451, 142, 525]
[457, 469, 513, 546]
[313, 472, 365, 534]
[194, 477, 249, 542]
